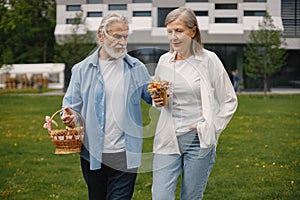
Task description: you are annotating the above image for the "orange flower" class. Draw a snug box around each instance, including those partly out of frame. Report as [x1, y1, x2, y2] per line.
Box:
[148, 80, 170, 94]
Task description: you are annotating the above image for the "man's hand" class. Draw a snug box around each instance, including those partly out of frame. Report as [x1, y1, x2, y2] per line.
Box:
[61, 107, 76, 128]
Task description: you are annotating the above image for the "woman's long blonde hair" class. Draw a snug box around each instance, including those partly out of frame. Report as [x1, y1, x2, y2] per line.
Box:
[165, 7, 203, 56]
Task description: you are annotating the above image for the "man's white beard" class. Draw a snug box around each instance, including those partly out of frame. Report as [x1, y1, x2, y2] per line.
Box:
[103, 40, 127, 59]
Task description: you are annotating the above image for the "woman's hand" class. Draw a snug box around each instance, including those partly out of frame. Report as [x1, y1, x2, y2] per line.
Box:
[151, 93, 165, 106]
[61, 107, 76, 128]
[189, 126, 197, 131]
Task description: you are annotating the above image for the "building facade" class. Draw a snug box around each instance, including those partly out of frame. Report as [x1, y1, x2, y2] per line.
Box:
[55, 0, 300, 89]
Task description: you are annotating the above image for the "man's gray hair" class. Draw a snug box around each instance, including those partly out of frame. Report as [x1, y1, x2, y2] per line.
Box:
[98, 13, 129, 33]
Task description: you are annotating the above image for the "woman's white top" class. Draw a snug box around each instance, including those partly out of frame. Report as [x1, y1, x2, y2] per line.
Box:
[171, 56, 204, 135]
[153, 49, 238, 154]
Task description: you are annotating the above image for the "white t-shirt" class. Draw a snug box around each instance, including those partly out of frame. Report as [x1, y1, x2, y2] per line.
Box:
[99, 58, 125, 153]
[171, 56, 204, 135]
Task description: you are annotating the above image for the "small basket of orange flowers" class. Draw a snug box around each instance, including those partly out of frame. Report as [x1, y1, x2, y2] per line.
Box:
[147, 79, 171, 106]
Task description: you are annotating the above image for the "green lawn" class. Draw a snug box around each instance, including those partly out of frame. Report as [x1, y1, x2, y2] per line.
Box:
[0, 93, 299, 199]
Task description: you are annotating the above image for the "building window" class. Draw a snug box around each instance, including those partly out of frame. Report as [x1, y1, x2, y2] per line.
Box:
[87, 12, 102, 17]
[281, 0, 300, 36]
[86, 0, 102, 3]
[66, 5, 81, 11]
[215, 18, 238, 23]
[215, 4, 237, 9]
[243, 0, 267, 2]
[133, 11, 151, 17]
[186, 0, 208, 2]
[157, 7, 177, 27]
[133, 0, 152, 3]
[194, 11, 208, 16]
[244, 10, 266, 16]
[108, 4, 127, 10]
[128, 48, 168, 75]
[66, 18, 81, 24]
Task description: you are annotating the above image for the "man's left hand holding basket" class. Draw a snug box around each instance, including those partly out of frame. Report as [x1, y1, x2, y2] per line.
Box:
[61, 107, 76, 128]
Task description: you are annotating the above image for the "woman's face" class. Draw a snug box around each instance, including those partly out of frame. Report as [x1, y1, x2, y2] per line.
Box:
[166, 19, 196, 55]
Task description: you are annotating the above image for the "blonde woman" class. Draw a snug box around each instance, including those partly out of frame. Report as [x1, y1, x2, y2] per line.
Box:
[151, 7, 238, 200]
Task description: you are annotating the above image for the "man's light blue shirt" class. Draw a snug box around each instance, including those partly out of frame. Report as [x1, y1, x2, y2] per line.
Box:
[63, 47, 152, 170]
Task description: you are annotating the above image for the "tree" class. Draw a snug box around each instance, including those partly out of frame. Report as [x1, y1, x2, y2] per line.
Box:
[0, 0, 56, 66]
[53, 12, 96, 90]
[244, 11, 288, 95]
[0, 0, 95, 89]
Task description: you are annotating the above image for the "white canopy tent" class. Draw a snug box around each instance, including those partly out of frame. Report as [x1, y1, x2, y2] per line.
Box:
[0, 63, 65, 89]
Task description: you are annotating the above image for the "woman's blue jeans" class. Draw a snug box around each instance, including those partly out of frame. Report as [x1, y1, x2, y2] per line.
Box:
[152, 130, 216, 200]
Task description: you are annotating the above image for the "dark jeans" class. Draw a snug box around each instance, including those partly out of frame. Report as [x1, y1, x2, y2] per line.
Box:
[80, 152, 138, 200]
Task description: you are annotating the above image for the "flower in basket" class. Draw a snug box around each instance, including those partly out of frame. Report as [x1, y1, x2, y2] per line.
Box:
[43, 116, 58, 133]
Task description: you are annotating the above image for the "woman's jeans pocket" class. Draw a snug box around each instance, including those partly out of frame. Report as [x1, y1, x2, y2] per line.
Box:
[199, 145, 214, 159]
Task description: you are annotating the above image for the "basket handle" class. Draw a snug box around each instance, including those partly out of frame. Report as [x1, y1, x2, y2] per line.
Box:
[49, 108, 85, 130]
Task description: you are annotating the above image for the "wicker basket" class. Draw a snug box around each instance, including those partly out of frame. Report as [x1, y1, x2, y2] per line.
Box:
[47, 109, 85, 154]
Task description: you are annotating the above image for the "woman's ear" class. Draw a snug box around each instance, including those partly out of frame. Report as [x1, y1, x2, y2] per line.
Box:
[191, 26, 197, 38]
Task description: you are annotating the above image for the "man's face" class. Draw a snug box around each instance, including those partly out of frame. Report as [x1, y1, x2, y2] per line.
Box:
[99, 21, 129, 59]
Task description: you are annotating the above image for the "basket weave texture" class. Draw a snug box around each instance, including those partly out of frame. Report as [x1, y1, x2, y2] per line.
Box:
[48, 109, 85, 154]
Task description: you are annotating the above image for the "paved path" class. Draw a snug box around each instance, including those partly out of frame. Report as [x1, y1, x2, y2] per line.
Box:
[40, 88, 300, 96]
[38, 90, 65, 96]
[270, 88, 300, 94]
[238, 88, 300, 94]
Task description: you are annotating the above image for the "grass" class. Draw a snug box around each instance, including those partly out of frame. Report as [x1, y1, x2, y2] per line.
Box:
[0, 93, 299, 199]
